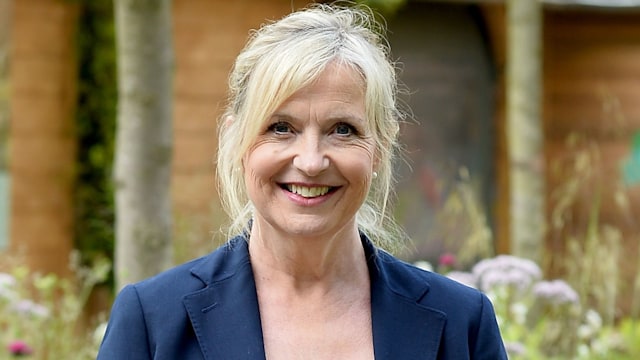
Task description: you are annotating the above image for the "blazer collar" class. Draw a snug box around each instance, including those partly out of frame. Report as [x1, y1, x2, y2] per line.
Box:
[183, 238, 266, 359]
[364, 239, 446, 359]
[183, 236, 446, 360]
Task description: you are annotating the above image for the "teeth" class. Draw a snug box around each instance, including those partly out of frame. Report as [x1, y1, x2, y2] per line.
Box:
[287, 185, 330, 198]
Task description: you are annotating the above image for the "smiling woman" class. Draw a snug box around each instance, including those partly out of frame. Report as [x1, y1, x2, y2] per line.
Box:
[243, 61, 375, 244]
[98, 4, 508, 359]
[217, 6, 403, 252]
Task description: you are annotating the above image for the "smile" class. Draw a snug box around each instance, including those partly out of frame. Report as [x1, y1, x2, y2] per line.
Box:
[284, 184, 334, 198]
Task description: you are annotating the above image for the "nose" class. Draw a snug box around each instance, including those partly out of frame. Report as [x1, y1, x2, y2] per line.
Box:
[292, 133, 329, 176]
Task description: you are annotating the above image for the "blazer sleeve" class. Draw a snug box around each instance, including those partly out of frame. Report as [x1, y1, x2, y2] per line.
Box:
[471, 294, 508, 360]
[97, 285, 152, 359]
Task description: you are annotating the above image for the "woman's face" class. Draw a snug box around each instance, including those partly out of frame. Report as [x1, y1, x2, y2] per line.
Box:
[243, 62, 377, 239]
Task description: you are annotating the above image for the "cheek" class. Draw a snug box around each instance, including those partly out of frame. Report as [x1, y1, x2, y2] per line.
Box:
[352, 142, 377, 170]
[243, 161, 274, 206]
[244, 155, 267, 187]
[243, 144, 281, 186]
[336, 144, 376, 181]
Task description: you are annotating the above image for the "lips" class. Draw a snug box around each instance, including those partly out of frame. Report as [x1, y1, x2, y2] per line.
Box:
[283, 184, 334, 198]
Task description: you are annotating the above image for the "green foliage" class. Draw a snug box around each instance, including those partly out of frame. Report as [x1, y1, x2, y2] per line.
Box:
[0, 255, 110, 359]
[490, 131, 640, 359]
[417, 136, 640, 358]
[549, 133, 637, 322]
[611, 319, 640, 358]
[73, 0, 117, 287]
[442, 255, 594, 358]
[430, 168, 494, 267]
[430, 253, 640, 359]
[355, 0, 407, 17]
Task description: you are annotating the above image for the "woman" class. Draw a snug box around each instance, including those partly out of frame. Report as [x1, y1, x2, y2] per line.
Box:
[98, 4, 507, 359]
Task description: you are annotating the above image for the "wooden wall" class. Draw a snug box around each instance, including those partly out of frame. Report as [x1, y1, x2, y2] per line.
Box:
[4, 0, 78, 275]
[543, 8, 640, 313]
[2, 0, 313, 274]
[171, 0, 311, 260]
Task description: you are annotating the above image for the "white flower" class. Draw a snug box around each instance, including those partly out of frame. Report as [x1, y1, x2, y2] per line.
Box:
[93, 322, 108, 345]
[446, 271, 477, 288]
[0, 273, 17, 298]
[577, 344, 590, 358]
[578, 324, 593, 339]
[413, 260, 433, 272]
[584, 309, 602, 330]
[472, 255, 542, 294]
[577, 309, 603, 340]
[0, 272, 16, 288]
[12, 299, 50, 318]
[510, 302, 528, 325]
[532, 280, 579, 305]
[504, 341, 526, 356]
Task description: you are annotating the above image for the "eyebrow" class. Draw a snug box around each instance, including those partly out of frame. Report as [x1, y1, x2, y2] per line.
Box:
[269, 112, 366, 124]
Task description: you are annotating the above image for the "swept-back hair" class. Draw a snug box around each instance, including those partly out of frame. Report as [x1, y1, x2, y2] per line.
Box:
[216, 3, 405, 250]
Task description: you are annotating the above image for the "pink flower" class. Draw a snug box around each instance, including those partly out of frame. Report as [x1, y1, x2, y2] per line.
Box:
[439, 253, 456, 267]
[7, 340, 33, 356]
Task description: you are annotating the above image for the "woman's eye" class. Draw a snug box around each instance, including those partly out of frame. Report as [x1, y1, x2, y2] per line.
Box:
[268, 122, 292, 134]
[334, 123, 355, 136]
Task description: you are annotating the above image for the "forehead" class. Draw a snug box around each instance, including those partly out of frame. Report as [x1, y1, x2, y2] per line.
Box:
[272, 62, 366, 120]
[308, 61, 365, 93]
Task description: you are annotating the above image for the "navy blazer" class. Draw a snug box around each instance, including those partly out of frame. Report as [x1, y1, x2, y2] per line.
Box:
[98, 235, 507, 359]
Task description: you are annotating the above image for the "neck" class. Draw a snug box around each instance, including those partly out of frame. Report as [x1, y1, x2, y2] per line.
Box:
[248, 219, 367, 292]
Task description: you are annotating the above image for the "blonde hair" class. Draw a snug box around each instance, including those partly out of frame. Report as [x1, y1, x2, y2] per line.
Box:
[216, 3, 404, 251]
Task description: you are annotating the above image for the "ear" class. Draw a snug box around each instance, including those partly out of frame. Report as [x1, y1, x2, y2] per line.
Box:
[224, 115, 235, 128]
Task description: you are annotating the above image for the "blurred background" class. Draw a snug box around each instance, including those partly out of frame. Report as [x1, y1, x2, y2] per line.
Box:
[0, 0, 639, 358]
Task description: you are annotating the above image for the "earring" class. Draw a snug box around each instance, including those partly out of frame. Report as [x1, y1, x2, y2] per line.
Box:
[372, 171, 378, 179]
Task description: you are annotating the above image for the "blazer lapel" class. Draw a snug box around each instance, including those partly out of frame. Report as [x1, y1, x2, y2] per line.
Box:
[371, 285, 446, 360]
[181, 235, 446, 360]
[367, 240, 446, 360]
[183, 239, 266, 360]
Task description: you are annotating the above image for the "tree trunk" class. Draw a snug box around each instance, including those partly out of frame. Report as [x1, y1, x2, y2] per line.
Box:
[114, 0, 173, 289]
[506, 0, 544, 263]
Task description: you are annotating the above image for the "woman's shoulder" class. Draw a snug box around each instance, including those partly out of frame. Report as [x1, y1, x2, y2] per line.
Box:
[121, 253, 210, 306]
[127, 236, 250, 300]
[375, 249, 487, 308]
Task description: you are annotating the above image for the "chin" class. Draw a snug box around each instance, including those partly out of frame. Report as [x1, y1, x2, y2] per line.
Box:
[260, 215, 326, 237]
[281, 217, 355, 240]
[282, 223, 331, 238]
